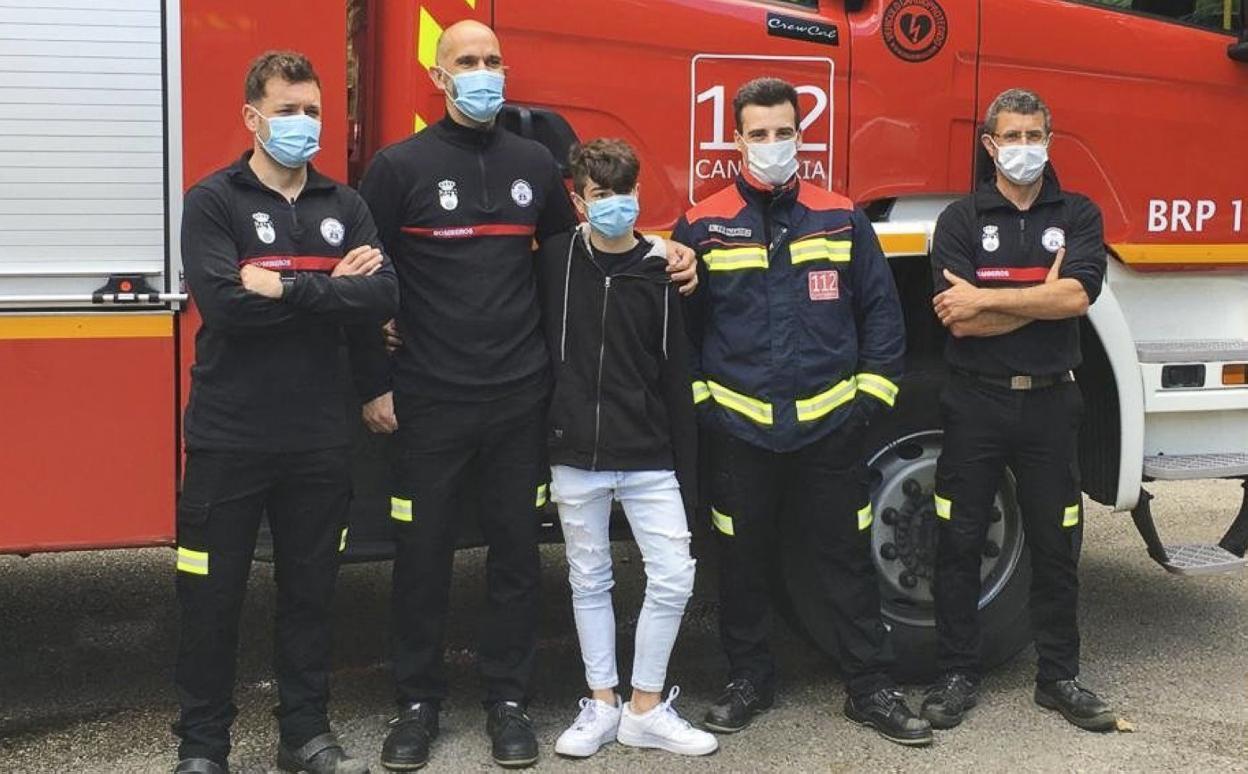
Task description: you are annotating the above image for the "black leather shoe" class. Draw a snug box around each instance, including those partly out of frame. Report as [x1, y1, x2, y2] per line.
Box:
[920, 672, 979, 730]
[277, 732, 368, 774]
[174, 759, 227, 774]
[702, 678, 775, 733]
[486, 702, 539, 768]
[844, 687, 933, 747]
[381, 703, 439, 771]
[1035, 679, 1116, 732]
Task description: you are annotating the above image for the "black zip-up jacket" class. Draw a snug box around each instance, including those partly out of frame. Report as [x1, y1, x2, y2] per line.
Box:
[930, 167, 1106, 377]
[181, 152, 398, 452]
[358, 116, 578, 402]
[536, 226, 698, 513]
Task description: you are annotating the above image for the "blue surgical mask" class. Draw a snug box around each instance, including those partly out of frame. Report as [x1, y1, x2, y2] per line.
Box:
[586, 195, 640, 240]
[252, 108, 321, 168]
[445, 68, 505, 123]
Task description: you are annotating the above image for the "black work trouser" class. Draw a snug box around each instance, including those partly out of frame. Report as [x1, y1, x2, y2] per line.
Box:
[390, 390, 545, 708]
[933, 372, 1084, 684]
[174, 447, 351, 766]
[708, 424, 895, 698]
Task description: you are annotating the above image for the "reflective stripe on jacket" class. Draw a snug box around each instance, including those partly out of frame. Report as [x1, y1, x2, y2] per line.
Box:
[676, 176, 905, 453]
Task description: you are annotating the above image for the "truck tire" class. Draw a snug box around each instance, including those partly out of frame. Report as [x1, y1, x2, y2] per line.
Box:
[778, 372, 1034, 683]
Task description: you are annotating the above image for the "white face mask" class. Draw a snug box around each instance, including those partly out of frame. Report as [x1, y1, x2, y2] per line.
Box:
[992, 139, 1048, 185]
[745, 137, 799, 186]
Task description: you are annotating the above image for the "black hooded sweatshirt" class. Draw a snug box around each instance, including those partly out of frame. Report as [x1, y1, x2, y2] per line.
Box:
[536, 226, 698, 513]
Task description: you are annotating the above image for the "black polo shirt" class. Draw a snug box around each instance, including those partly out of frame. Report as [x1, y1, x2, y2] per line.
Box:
[930, 169, 1106, 377]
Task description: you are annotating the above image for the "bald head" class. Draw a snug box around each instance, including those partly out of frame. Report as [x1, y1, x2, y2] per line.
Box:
[435, 20, 500, 69]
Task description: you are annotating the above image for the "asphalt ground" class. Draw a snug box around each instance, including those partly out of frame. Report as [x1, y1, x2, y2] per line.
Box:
[1, 479, 1246, 773]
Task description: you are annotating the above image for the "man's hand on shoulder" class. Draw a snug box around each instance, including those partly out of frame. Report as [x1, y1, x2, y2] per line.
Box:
[362, 391, 398, 434]
[664, 240, 698, 296]
[240, 265, 283, 299]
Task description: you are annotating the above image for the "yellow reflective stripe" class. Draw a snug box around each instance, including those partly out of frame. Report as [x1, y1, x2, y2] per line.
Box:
[390, 496, 413, 523]
[338, 527, 349, 552]
[535, 484, 549, 508]
[857, 504, 873, 531]
[707, 380, 774, 425]
[704, 246, 767, 272]
[692, 380, 710, 405]
[176, 546, 208, 576]
[789, 238, 852, 265]
[795, 377, 857, 422]
[711, 507, 735, 536]
[934, 494, 952, 520]
[1063, 503, 1080, 527]
[857, 372, 899, 407]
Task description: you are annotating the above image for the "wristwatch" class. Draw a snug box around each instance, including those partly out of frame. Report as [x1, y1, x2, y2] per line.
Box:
[279, 270, 297, 297]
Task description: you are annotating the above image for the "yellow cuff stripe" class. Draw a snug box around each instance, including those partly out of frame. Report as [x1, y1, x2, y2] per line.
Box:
[536, 484, 549, 509]
[711, 507, 735, 536]
[795, 377, 857, 422]
[707, 380, 774, 426]
[390, 496, 413, 523]
[176, 546, 208, 576]
[692, 380, 711, 405]
[857, 372, 899, 408]
[705, 246, 767, 272]
[339, 527, 348, 552]
[857, 504, 873, 531]
[789, 238, 852, 266]
[934, 494, 952, 520]
[1063, 503, 1080, 527]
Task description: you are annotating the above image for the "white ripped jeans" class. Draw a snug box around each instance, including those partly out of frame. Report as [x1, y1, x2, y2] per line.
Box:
[550, 465, 696, 693]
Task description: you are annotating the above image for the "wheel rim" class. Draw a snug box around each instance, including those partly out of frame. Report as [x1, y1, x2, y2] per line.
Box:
[867, 430, 1025, 628]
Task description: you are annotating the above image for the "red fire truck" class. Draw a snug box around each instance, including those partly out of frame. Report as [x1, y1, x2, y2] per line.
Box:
[2, 0, 1246, 674]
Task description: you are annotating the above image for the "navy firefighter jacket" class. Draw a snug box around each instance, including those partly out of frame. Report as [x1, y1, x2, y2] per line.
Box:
[674, 175, 906, 454]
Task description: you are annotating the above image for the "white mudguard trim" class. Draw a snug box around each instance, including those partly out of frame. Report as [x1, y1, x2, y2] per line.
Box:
[1086, 271, 1145, 512]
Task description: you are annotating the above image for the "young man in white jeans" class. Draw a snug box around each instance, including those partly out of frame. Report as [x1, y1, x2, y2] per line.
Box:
[536, 139, 716, 758]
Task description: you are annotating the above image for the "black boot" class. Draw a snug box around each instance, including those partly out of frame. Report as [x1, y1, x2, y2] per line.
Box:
[1034, 679, 1116, 732]
[486, 702, 539, 768]
[844, 687, 933, 747]
[920, 672, 979, 730]
[381, 703, 439, 771]
[277, 732, 368, 774]
[173, 759, 227, 774]
[702, 679, 774, 733]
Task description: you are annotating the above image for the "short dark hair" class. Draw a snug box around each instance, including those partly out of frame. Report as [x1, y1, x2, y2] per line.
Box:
[568, 138, 640, 196]
[733, 77, 801, 131]
[244, 50, 320, 104]
[984, 88, 1051, 134]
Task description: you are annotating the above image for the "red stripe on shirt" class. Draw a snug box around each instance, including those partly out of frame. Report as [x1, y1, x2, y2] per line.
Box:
[241, 255, 341, 272]
[975, 266, 1049, 283]
[401, 224, 537, 239]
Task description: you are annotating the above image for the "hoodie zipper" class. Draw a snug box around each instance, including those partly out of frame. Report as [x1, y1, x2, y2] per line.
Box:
[590, 275, 612, 470]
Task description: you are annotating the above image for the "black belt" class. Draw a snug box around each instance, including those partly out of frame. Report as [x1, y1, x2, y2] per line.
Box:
[951, 368, 1075, 391]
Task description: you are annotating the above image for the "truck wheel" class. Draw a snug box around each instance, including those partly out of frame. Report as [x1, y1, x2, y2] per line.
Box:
[864, 375, 1032, 682]
[775, 374, 1033, 683]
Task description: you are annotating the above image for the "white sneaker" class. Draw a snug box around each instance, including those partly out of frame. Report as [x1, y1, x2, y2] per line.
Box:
[617, 686, 719, 756]
[554, 696, 622, 758]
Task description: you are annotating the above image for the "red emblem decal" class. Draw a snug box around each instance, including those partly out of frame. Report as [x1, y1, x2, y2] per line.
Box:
[808, 270, 840, 301]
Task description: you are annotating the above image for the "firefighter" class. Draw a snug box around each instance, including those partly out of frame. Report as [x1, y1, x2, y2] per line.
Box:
[675, 78, 931, 747]
[355, 20, 696, 770]
[174, 52, 397, 774]
[923, 88, 1114, 732]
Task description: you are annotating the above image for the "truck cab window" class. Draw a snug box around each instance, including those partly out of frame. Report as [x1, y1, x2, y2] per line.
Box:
[1086, 0, 1242, 32]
